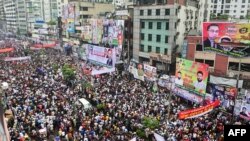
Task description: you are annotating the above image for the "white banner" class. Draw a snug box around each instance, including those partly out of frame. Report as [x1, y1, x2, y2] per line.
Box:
[154, 133, 165, 141]
[4, 56, 31, 61]
[210, 75, 243, 88]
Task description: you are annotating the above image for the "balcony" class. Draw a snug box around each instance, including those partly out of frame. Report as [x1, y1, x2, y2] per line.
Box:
[149, 53, 171, 64]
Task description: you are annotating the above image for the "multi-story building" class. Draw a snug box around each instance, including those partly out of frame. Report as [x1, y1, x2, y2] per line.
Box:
[210, 0, 250, 19]
[185, 32, 250, 80]
[132, 0, 207, 72]
[3, 0, 17, 33]
[0, 0, 6, 32]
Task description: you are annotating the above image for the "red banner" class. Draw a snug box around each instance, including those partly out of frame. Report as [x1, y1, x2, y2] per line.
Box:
[33, 43, 56, 48]
[0, 48, 14, 53]
[178, 100, 220, 120]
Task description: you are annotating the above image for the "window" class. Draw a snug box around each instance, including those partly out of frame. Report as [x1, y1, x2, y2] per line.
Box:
[165, 36, 169, 43]
[214, 5, 217, 8]
[241, 10, 244, 13]
[234, 10, 236, 13]
[148, 34, 152, 41]
[241, 63, 250, 72]
[166, 21, 169, 30]
[164, 48, 168, 55]
[226, 0, 230, 3]
[156, 35, 161, 42]
[140, 10, 143, 16]
[165, 9, 170, 15]
[141, 33, 144, 40]
[148, 9, 152, 16]
[242, 5, 245, 8]
[205, 60, 214, 67]
[225, 5, 230, 8]
[80, 7, 88, 11]
[148, 22, 153, 29]
[225, 10, 229, 13]
[148, 46, 152, 52]
[195, 59, 204, 63]
[140, 44, 144, 52]
[156, 9, 160, 15]
[157, 22, 161, 29]
[141, 21, 145, 29]
[156, 47, 160, 53]
[196, 44, 203, 51]
[242, 0, 246, 3]
[228, 62, 239, 71]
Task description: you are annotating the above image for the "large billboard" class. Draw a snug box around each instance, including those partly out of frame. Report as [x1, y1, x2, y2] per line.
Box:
[203, 22, 250, 57]
[80, 19, 124, 61]
[206, 83, 237, 113]
[85, 45, 116, 75]
[175, 58, 209, 95]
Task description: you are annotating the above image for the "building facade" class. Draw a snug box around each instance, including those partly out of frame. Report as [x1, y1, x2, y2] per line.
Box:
[0, 0, 6, 32]
[186, 35, 250, 79]
[210, 0, 250, 19]
[3, 0, 17, 33]
[132, 0, 207, 72]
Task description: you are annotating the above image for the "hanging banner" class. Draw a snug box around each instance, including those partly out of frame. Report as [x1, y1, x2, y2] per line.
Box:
[144, 64, 157, 81]
[4, 56, 31, 61]
[234, 90, 250, 120]
[178, 100, 220, 120]
[173, 87, 204, 104]
[175, 58, 209, 96]
[206, 83, 237, 113]
[32, 43, 56, 48]
[129, 61, 144, 81]
[0, 48, 14, 53]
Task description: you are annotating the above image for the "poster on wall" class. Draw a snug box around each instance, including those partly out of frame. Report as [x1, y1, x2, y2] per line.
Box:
[203, 22, 250, 58]
[175, 58, 209, 96]
[206, 83, 237, 113]
[144, 64, 157, 81]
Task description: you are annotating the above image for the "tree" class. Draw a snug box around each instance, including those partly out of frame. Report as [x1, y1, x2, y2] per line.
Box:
[142, 116, 160, 130]
[47, 20, 56, 26]
[62, 64, 76, 83]
[210, 13, 216, 19]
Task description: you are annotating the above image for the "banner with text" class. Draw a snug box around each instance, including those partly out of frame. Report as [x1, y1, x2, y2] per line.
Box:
[175, 58, 209, 96]
[203, 22, 250, 58]
[144, 64, 157, 81]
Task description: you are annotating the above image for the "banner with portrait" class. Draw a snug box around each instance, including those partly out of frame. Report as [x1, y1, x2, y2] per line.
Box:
[203, 22, 250, 58]
[143, 64, 157, 81]
[173, 87, 204, 104]
[85, 45, 116, 75]
[92, 19, 103, 44]
[234, 89, 250, 120]
[175, 58, 209, 96]
[81, 25, 92, 43]
[206, 83, 237, 113]
[128, 61, 144, 81]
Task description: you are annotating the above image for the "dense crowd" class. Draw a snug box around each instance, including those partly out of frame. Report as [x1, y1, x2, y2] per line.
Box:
[0, 37, 248, 141]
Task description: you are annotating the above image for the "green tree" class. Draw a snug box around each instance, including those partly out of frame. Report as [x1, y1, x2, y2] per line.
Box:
[210, 13, 216, 19]
[62, 64, 76, 82]
[47, 20, 56, 26]
[142, 116, 160, 130]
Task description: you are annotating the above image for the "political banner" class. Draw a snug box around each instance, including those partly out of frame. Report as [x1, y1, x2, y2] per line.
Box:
[178, 100, 220, 120]
[144, 64, 157, 81]
[92, 19, 103, 44]
[4, 56, 31, 61]
[128, 61, 144, 81]
[0, 48, 14, 53]
[173, 87, 204, 104]
[175, 58, 209, 96]
[206, 83, 237, 113]
[81, 25, 92, 42]
[86, 45, 116, 75]
[234, 90, 250, 120]
[203, 22, 250, 58]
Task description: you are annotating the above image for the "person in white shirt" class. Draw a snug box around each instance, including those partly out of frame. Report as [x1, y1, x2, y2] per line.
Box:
[194, 71, 206, 93]
[175, 71, 183, 86]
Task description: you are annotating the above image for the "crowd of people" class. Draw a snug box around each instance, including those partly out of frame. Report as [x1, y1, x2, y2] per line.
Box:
[0, 37, 248, 141]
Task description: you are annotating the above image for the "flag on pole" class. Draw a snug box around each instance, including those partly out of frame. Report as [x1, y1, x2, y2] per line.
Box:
[154, 132, 165, 141]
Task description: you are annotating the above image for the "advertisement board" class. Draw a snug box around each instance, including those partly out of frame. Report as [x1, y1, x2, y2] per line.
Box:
[175, 58, 209, 95]
[206, 83, 237, 113]
[143, 64, 157, 81]
[203, 22, 250, 58]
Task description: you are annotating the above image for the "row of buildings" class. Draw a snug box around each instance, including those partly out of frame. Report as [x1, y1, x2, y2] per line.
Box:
[0, 0, 250, 78]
